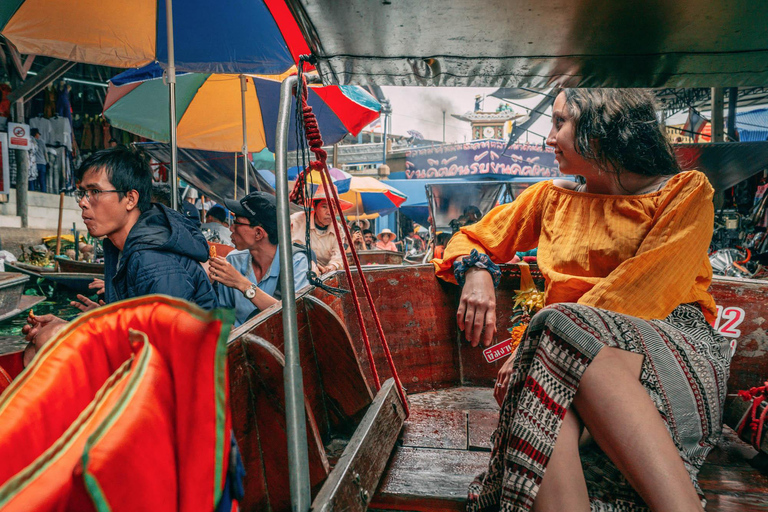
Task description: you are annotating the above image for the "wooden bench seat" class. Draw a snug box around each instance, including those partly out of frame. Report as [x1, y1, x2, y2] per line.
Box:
[371, 387, 768, 512]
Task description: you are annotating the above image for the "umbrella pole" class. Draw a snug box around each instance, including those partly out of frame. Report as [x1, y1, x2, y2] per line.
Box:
[241, 74, 250, 195]
[276, 75, 311, 512]
[165, 0, 179, 210]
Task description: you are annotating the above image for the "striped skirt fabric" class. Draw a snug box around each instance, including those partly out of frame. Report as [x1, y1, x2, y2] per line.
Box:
[466, 302, 732, 512]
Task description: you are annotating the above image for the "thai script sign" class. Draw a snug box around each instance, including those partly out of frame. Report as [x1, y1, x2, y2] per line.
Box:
[483, 338, 514, 363]
[405, 140, 561, 179]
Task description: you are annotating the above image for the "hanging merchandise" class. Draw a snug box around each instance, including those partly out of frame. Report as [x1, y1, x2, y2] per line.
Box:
[55, 81, 73, 127]
[80, 114, 93, 151]
[43, 85, 56, 118]
[92, 116, 103, 149]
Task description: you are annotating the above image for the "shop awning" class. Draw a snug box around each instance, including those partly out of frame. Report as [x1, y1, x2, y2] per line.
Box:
[676, 141, 768, 191]
[288, 0, 768, 88]
[137, 142, 274, 203]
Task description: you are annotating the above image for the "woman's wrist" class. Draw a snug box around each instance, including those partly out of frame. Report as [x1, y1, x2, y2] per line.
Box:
[453, 249, 502, 288]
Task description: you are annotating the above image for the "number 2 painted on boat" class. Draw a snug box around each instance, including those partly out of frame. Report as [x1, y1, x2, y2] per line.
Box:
[712, 305, 745, 338]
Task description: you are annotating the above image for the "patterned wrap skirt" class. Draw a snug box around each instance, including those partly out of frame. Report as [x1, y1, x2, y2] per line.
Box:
[466, 302, 732, 512]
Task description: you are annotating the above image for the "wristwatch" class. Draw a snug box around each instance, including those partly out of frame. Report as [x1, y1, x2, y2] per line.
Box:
[243, 284, 258, 299]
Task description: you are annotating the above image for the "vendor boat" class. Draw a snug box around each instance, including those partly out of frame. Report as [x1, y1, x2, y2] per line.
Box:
[4, 262, 102, 297]
[0, 273, 46, 323]
[54, 256, 105, 274]
[224, 264, 768, 512]
[346, 250, 404, 266]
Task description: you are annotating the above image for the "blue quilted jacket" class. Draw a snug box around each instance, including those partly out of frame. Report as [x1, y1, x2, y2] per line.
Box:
[103, 203, 218, 309]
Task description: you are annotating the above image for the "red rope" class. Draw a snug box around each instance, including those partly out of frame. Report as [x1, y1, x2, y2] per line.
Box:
[737, 381, 768, 451]
[297, 76, 409, 417]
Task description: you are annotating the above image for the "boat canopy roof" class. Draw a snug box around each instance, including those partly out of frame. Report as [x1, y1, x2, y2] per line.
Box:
[287, 0, 768, 88]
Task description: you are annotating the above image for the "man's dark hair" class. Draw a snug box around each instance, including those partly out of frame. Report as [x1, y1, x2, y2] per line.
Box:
[362, 229, 373, 237]
[206, 205, 228, 224]
[76, 146, 153, 212]
[30, 128, 40, 137]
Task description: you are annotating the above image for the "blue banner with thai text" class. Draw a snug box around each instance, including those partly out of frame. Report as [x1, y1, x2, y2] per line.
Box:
[404, 139, 561, 179]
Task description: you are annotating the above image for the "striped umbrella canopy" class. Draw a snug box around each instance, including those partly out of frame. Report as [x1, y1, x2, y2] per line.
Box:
[104, 64, 381, 153]
[339, 177, 408, 216]
[0, 0, 308, 74]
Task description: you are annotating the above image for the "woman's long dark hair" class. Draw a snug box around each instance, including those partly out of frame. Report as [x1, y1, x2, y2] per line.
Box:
[563, 89, 681, 179]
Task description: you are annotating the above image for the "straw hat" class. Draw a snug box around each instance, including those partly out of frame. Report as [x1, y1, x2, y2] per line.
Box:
[349, 218, 371, 230]
[377, 228, 397, 241]
[309, 186, 354, 211]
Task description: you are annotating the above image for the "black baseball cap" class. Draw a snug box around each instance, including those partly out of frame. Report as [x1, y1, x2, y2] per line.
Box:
[223, 191, 277, 231]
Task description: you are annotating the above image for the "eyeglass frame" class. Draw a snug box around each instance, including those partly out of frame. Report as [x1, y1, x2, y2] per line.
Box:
[231, 218, 259, 228]
[75, 188, 130, 203]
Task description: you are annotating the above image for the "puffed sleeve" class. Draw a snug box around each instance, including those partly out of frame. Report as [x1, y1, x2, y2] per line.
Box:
[433, 180, 550, 283]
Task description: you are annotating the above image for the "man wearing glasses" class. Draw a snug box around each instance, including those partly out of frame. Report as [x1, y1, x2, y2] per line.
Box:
[209, 191, 309, 326]
[24, 146, 218, 348]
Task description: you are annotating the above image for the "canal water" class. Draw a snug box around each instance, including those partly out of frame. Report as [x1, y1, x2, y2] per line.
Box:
[0, 280, 84, 355]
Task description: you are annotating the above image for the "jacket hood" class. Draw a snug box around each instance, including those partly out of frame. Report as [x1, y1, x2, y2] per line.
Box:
[122, 203, 209, 263]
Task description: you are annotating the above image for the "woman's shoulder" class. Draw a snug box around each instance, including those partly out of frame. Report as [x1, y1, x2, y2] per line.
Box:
[663, 170, 714, 198]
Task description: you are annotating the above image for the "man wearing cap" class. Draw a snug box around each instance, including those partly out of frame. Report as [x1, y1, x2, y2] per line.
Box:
[290, 198, 344, 274]
[210, 191, 310, 326]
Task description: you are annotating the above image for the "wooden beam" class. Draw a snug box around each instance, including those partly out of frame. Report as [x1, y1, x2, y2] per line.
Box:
[7, 59, 75, 104]
[311, 378, 406, 512]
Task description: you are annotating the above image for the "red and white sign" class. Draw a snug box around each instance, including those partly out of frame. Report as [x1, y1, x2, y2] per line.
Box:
[483, 338, 514, 363]
[7, 122, 31, 150]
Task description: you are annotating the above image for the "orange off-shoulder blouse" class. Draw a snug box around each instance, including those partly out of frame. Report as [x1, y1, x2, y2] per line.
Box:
[433, 170, 717, 322]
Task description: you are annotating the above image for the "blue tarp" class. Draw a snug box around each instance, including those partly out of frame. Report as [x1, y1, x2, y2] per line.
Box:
[736, 108, 768, 142]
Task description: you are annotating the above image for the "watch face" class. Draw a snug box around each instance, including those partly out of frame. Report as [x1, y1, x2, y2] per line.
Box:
[483, 126, 495, 138]
[244, 286, 257, 299]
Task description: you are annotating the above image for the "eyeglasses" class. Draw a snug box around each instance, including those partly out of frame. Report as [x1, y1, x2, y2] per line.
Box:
[231, 220, 255, 227]
[75, 189, 128, 203]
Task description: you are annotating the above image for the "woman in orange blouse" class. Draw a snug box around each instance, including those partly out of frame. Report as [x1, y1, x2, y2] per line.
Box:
[435, 90, 730, 512]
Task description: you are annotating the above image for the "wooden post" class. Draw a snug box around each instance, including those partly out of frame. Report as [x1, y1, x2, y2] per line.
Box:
[332, 143, 339, 169]
[711, 87, 725, 143]
[54, 191, 64, 270]
[13, 100, 29, 228]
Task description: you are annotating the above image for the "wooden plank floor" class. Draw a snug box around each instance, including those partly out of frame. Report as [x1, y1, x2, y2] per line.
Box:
[371, 387, 768, 512]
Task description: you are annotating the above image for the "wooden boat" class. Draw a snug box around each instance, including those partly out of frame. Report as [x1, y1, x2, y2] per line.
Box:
[4, 262, 102, 296]
[54, 256, 105, 274]
[346, 250, 404, 266]
[227, 264, 768, 511]
[0, 273, 46, 323]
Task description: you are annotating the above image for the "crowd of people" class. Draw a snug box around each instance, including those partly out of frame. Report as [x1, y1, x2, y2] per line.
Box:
[20, 144, 428, 352]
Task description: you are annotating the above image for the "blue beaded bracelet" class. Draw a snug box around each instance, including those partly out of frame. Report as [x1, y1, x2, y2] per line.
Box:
[453, 249, 502, 288]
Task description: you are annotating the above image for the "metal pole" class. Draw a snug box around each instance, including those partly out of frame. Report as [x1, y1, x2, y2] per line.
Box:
[727, 87, 738, 141]
[241, 74, 250, 195]
[382, 113, 388, 165]
[166, 0, 179, 210]
[13, 100, 28, 228]
[711, 87, 725, 143]
[276, 75, 311, 512]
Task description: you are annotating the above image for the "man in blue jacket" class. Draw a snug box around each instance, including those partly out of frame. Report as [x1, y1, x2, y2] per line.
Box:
[24, 146, 217, 347]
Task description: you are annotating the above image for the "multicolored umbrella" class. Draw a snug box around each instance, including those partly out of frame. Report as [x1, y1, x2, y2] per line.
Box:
[339, 177, 408, 216]
[104, 64, 381, 154]
[0, 0, 308, 74]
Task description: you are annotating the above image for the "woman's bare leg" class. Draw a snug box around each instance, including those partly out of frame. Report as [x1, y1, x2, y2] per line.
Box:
[573, 347, 703, 512]
[532, 407, 590, 512]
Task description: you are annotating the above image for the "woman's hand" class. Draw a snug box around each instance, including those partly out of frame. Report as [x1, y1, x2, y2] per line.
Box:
[209, 256, 249, 291]
[457, 267, 497, 347]
[494, 349, 517, 406]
